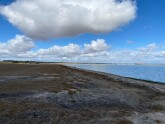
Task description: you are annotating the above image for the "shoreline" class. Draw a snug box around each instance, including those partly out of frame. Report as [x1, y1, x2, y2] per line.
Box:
[63, 64, 165, 92]
[0, 63, 165, 124]
[65, 64, 165, 84]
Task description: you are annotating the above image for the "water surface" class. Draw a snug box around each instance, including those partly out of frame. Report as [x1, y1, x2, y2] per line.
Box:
[67, 64, 165, 83]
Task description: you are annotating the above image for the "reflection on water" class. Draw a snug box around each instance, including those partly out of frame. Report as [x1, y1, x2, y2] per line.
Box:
[67, 64, 165, 83]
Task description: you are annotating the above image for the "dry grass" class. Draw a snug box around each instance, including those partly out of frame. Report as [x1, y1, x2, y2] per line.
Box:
[117, 119, 133, 124]
[150, 105, 164, 112]
[155, 120, 162, 123]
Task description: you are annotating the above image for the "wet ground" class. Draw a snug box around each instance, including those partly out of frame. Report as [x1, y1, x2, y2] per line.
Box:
[0, 63, 165, 124]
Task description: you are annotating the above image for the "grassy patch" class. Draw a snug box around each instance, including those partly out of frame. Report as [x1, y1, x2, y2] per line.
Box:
[150, 104, 164, 112]
[0, 101, 26, 117]
[63, 82, 75, 89]
[0, 101, 9, 110]
[117, 119, 133, 124]
[63, 82, 81, 95]
[68, 89, 76, 95]
[155, 120, 162, 123]
[114, 110, 131, 117]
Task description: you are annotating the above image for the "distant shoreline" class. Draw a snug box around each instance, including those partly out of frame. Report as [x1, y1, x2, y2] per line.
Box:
[1, 60, 165, 66]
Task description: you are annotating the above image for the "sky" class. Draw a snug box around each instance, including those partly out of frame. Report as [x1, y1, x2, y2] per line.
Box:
[0, 0, 165, 63]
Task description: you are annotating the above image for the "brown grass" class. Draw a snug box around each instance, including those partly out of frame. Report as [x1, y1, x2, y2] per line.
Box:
[155, 120, 162, 123]
[150, 105, 164, 112]
[117, 119, 133, 124]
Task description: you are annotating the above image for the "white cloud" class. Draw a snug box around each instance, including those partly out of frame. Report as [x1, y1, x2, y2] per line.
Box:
[0, 0, 136, 39]
[26, 39, 109, 58]
[0, 37, 109, 60]
[37, 44, 81, 57]
[18, 44, 165, 63]
[84, 39, 110, 54]
[138, 43, 157, 52]
[1, 35, 165, 63]
[127, 40, 134, 44]
[0, 35, 34, 57]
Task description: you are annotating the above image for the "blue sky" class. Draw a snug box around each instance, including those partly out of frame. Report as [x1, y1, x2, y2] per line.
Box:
[0, 0, 165, 63]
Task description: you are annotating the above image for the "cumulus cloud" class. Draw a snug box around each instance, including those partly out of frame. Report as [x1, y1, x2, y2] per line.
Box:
[84, 39, 110, 54]
[37, 44, 81, 57]
[34, 39, 109, 58]
[138, 43, 157, 52]
[0, 35, 34, 57]
[0, 37, 109, 59]
[158, 51, 165, 58]
[0, 0, 136, 39]
[1, 35, 165, 63]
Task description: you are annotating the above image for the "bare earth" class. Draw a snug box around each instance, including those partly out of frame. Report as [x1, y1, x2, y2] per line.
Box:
[0, 63, 165, 124]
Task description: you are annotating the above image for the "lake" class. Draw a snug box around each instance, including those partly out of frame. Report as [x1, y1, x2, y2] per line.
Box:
[67, 64, 165, 83]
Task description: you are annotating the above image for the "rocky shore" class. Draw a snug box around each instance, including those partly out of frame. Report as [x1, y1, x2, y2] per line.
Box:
[0, 63, 165, 124]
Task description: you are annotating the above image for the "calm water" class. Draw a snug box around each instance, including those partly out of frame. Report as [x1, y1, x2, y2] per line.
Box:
[67, 64, 165, 83]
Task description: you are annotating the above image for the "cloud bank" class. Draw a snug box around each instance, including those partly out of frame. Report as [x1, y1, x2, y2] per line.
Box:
[0, 35, 165, 63]
[0, 35, 34, 57]
[0, 35, 109, 60]
[0, 0, 136, 39]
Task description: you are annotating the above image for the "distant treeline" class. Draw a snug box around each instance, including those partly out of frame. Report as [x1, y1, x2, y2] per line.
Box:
[3, 60, 40, 64]
[2, 60, 66, 64]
